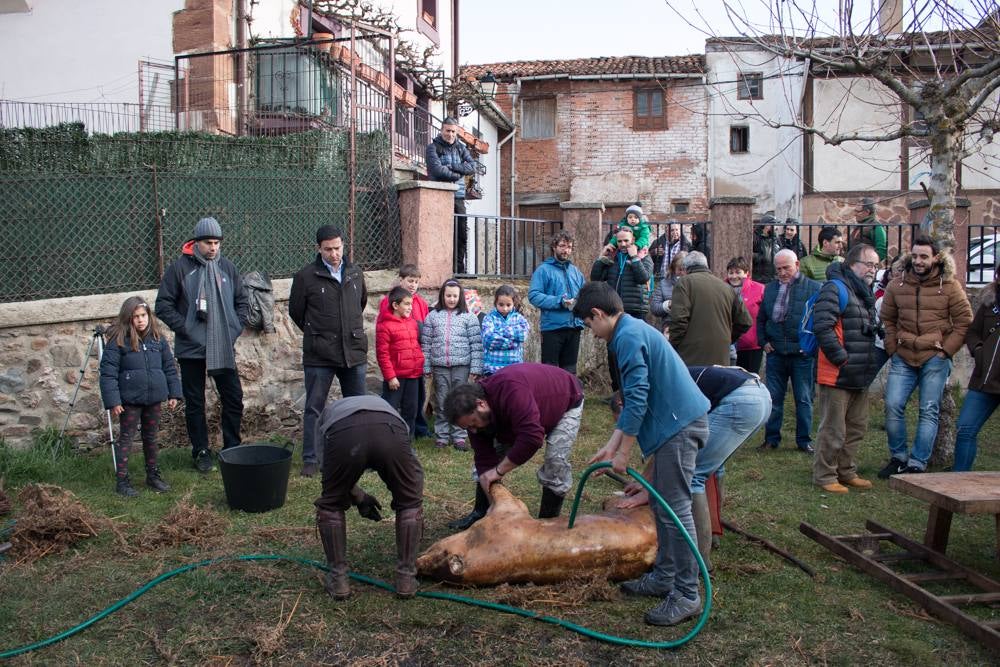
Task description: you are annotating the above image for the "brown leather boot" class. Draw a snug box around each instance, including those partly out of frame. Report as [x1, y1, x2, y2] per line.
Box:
[394, 507, 423, 599]
[316, 509, 350, 600]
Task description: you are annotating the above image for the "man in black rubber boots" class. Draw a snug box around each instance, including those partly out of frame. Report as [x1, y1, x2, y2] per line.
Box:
[443, 363, 584, 530]
[313, 395, 424, 599]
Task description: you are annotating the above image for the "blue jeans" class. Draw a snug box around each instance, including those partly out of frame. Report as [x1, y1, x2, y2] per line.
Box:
[954, 389, 1000, 471]
[884, 354, 952, 469]
[648, 415, 709, 601]
[692, 381, 771, 493]
[302, 364, 367, 465]
[764, 352, 815, 448]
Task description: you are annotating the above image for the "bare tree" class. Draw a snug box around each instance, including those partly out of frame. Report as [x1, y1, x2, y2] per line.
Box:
[674, 0, 1000, 240]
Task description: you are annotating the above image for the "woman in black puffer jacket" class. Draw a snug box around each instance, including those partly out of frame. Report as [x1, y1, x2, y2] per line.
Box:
[954, 271, 1000, 470]
[99, 296, 182, 497]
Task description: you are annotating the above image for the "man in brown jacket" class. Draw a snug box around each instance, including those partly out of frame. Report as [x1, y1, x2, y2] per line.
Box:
[878, 236, 973, 477]
[669, 251, 752, 366]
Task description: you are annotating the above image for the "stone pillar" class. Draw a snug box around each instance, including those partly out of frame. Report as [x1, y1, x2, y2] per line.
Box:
[908, 198, 972, 283]
[709, 196, 755, 276]
[559, 202, 605, 277]
[397, 180, 458, 287]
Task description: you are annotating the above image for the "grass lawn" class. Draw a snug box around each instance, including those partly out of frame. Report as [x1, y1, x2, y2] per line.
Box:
[1, 396, 998, 665]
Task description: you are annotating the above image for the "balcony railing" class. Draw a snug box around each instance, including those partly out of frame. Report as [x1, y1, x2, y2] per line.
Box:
[457, 214, 562, 278]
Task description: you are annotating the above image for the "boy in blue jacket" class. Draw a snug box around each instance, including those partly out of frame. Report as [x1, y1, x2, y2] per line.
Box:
[574, 281, 710, 627]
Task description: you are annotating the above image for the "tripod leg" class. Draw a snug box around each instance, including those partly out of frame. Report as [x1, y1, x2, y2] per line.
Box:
[59, 332, 100, 450]
[96, 336, 118, 474]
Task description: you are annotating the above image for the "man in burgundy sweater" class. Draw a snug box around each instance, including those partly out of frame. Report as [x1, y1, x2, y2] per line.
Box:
[443, 363, 584, 530]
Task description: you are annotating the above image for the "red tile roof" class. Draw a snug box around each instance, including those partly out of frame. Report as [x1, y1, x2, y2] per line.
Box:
[461, 56, 704, 82]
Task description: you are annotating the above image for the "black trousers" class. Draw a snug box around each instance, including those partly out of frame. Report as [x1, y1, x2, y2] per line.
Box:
[540, 327, 582, 375]
[314, 411, 424, 513]
[454, 198, 467, 274]
[736, 348, 764, 375]
[382, 377, 421, 436]
[178, 358, 243, 455]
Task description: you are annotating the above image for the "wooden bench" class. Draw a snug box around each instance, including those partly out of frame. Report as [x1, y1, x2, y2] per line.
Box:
[889, 472, 1000, 559]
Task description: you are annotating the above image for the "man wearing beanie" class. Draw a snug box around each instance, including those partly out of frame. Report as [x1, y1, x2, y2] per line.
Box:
[289, 225, 369, 477]
[852, 197, 888, 262]
[156, 217, 249, 472]
[426, 117, 477, 273]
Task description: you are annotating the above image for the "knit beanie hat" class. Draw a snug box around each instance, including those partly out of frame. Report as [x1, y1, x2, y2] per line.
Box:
[193, 217, 223, 241]
[760, 211, 776, 225]
[625, 205, 643, 218]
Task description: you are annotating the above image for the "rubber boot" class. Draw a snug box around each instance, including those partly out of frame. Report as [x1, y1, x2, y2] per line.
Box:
[712, 474, 724, 549]
[316, 509, 350, 600]
[447, 484, 488, 531]
[537, 487, 565, 519]
[691, 492, 713, 572]
[394, 507, 423, 599]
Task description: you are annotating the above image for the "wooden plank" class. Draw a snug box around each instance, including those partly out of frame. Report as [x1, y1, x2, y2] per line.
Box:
[903, 571, 968, 583]
[800, 522, 1000, 652]
[867, 520, 1000, 593]
[938, 592, 1000, 606]
[925, 505, 954, 553]
[838, 532, 895, 542]
[889, 472, 1000, 514]
[872, 552, 922, 563]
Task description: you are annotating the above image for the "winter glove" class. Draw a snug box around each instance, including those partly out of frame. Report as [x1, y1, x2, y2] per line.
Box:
[354, 493, 383, 522]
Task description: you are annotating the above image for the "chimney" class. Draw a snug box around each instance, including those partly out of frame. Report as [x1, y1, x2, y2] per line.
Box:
[878, 0, 904, 35]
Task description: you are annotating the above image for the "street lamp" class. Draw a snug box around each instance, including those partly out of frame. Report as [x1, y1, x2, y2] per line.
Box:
[477, 71, 498, 100]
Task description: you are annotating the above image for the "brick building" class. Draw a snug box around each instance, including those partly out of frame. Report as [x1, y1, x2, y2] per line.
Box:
[462, 57, 709, 226]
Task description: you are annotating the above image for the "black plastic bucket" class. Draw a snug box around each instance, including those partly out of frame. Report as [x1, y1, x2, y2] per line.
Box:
[218, 444, 292, 513]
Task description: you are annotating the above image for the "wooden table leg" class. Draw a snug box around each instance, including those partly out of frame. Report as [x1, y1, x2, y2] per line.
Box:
[924, 505, 953, 553]
[995, 514, 999, 561]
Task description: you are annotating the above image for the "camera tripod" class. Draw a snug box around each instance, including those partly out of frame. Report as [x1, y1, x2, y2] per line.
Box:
[59, 325, 116, 469]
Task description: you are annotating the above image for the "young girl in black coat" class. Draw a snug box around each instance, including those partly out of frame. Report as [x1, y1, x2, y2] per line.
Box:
[99, 297, 182, 497]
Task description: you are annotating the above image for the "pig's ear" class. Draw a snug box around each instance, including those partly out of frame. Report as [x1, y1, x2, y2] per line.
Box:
[487, 484, 530, 518]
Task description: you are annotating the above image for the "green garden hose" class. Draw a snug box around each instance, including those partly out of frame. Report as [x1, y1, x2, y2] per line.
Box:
[0, 463, 710, 659]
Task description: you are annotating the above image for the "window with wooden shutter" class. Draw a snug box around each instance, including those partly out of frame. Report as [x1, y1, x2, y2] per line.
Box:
[737, 73, 763, 100]
[730, 126, 749, 153]
[634, 88, 667, 131]
[521, 98, 556, 139]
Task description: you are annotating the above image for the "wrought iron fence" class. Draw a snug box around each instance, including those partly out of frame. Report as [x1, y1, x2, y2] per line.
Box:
[457, 215, 562, 278]
[967, 223, 999, 286]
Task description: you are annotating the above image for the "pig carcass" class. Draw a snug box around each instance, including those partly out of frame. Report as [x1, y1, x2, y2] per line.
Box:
[417, 484, 657, 585]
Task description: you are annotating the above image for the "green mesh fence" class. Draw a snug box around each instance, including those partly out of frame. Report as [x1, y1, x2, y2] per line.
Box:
[0, 124, 400, 303]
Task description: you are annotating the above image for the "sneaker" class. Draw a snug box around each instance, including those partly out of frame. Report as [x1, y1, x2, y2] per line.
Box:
[453, 440, 469, 452]
[115, 477, 139, 498]
[435, 440, 449, 449]
[798, 444, 815, 454]
[877, 458, 907, 479]
[145, 467, 171, 493]
[620, 573, 672, 598]
[758, 440, 779, 450]
[901, 465, 925, 474]
[300, 462, 319, 478]
[193, 449, 214, 473]
[644, 592, 702, 627]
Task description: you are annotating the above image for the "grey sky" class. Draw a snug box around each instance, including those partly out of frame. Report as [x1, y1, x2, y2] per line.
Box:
[459, 0, 983, 66]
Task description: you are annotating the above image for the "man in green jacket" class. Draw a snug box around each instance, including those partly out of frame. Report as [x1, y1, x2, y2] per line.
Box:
[800, 226, 844, 281]
[852, 197, 888, 262]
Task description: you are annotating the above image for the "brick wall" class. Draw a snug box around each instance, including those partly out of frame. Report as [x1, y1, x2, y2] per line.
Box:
[498, 78, 709, 220]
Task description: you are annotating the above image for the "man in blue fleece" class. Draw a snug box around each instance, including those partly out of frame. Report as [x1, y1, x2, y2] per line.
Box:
[573, 281, 710, 627]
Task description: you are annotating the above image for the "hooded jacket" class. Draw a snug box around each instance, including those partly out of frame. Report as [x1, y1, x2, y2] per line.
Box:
[420, 308, 484, 375]
[375, 311, 424, 381]
[752, 227, 780, 284]
[155, 241, 249, 360]
[669, 265, 752, 366]
[99, 333, 183, 408]
[528, 256, 585, 332]
[734, 278, 765, 352]
[880, 251, 973, 366]
[800, 245, 843, 281]
[288, 255, 369, 368]
[814, 261, 888, 390]
[426, 135, 476, 199]
[966, 284, 1000, 394]
[591, 251, 653, 317]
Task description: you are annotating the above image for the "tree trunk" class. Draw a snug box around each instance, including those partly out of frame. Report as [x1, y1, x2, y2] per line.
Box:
[923, 119, 962, 243]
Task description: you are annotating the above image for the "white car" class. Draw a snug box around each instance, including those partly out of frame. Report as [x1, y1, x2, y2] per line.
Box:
[967, 234, 999, 286]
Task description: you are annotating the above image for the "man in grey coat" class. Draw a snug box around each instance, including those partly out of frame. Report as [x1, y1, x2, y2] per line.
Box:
[155, 217, 248, 472]
[427, 117, 477, 272]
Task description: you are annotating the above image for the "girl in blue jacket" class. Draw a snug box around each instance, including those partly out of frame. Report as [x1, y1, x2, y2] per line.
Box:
[99, 296, 182, 497]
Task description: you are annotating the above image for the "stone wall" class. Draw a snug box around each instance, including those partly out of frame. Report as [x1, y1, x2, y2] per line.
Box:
[0, 275, 607, 450]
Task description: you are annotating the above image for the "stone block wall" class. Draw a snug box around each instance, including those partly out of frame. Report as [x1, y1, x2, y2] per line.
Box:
[0, 276, 608, 450]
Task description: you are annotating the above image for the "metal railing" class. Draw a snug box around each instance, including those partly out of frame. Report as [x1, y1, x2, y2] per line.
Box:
[0, 100, 176, 135]
[456, 215, 562, 278]
[394, 104, 439, 170]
